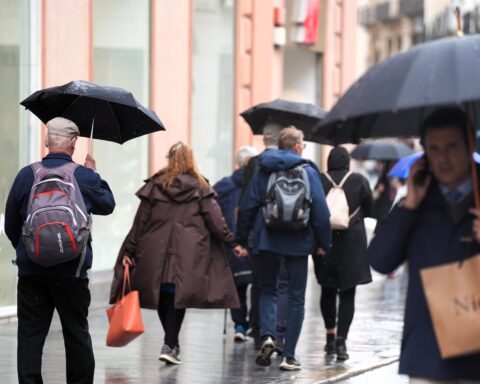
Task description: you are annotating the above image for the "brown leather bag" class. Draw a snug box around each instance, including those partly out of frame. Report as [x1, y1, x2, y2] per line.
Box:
[106, 265, 144, 347]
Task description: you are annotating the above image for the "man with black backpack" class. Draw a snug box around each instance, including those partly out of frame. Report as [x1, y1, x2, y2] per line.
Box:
[5, 117, 115, 384]
[236, 126, 331, 371]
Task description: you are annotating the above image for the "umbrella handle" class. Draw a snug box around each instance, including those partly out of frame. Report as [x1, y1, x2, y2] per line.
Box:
[465, 103, 480, 209]
[88, 118, 94, 156]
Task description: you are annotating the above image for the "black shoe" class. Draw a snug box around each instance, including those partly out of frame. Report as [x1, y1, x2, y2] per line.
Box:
[336, 338, 349, 362]
[323, 337, 337, 355]
[255, 337, 276, 366]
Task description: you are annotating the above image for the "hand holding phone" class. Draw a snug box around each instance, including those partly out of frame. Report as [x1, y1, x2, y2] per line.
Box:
[405, 155, 432, 209]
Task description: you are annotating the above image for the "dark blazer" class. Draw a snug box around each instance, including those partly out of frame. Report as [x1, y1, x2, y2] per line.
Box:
[368, 179, 480, 380]
[213, 167, 252, 286]
[314, 147, 374, 291]
[5, 152, 115, 278]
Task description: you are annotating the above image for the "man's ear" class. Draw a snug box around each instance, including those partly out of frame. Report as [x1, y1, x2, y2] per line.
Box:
[44, 135, 49, 148]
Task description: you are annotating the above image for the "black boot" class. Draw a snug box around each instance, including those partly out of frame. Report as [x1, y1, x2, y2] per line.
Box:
[336, 337, 349, 362]
[324, 333, 336, 355]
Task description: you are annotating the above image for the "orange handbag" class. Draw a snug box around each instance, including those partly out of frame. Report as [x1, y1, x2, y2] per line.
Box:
[106, 265, 145, 347]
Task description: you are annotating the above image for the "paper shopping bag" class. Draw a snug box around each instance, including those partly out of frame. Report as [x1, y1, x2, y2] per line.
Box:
[420, 254, 480, 358]
[106, 265, 144, 347]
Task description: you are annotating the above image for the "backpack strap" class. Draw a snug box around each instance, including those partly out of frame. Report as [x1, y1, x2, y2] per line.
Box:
[323, 172, 338, 187]
[338, 172, 352, 188]
[299, 164, 311, 201]
[349, 206, 361, 219]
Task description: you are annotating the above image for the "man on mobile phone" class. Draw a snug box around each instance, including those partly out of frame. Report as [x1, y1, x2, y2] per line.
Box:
[368, 107, 480, 383]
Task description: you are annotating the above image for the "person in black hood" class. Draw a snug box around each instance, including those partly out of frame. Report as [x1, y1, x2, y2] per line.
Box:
[213, 146, 258, 342]
[314, 146, 374, 362]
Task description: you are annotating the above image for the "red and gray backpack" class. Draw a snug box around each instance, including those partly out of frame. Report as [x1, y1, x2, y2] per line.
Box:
[21, 162, 91, 269]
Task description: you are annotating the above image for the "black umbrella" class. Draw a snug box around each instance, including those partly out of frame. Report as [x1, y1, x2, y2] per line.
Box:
[240, 99, 326, 141]
[312, 34, 480, 145]
[351, 140, 413, 161]
[20, 80, 165, 145]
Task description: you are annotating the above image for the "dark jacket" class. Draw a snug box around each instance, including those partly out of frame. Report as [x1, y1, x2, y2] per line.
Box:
[368, 180, 480, 380]
[109, 172, 240, 310]
[314, 147, 374, 291]
[213, 167, 252, 286]
[236, 149, 331, 256]
[5, 152, 115, 278]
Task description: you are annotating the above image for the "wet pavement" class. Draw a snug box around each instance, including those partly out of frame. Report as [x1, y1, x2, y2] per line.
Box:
[0, 263, 407, 383]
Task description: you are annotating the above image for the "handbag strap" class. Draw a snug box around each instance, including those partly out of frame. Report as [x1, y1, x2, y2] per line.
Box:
[121, 265, 132, 299]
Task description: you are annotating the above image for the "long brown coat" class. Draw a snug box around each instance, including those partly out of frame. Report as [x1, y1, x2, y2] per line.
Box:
[109, 173, 240, 310]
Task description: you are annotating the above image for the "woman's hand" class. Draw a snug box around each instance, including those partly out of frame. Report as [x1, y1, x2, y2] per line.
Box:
[122, 255, 135, 268]
[233, 245, 248, 258]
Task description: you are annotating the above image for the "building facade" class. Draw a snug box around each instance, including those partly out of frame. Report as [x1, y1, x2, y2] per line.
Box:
[0, 0, 357, 313]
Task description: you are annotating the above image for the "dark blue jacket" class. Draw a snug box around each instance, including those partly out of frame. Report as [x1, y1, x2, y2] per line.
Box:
[5, 152, 116, 278]
[236, 149, 331, 256]
[368, 181, 480, 380]
[213, 167, 251, 286]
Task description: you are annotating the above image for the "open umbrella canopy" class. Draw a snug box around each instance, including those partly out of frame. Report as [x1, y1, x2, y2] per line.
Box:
[240, 99, 326, 141]
[312, 34, 480, 145]
[351, 140, 413, 161]
[388, 151, 480, 179]
[21, 80, 165, 144]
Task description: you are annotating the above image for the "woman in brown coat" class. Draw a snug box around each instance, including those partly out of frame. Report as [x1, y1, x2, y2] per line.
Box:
[110, 142, 245, 365]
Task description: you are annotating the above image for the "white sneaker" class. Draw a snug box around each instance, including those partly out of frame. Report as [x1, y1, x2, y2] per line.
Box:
[279, 356, 301, 371]
[255, 337, 276, 366]
[159, 344, 182, 365]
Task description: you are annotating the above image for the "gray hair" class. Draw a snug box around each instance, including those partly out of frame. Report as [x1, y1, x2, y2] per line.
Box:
[262, 122, 283, 147]
[235, 146, 259, 167]
[45, 132, 76, 149]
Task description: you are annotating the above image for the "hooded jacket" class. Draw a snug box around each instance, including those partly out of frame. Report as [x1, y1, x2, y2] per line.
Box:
[109, 172, 240, 309]
[236, 149, 331, 256]
[213, 167, 252, 286]
[314, 147, 374, 290]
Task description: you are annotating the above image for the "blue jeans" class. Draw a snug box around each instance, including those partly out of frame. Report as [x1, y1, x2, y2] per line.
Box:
[257, 252, 308, 359]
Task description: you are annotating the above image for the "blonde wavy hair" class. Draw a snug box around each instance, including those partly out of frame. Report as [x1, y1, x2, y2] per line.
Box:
[160, 142, 208, 189]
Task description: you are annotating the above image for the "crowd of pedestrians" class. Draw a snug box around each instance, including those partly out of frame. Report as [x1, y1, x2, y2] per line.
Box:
[5, 107, 480, 383]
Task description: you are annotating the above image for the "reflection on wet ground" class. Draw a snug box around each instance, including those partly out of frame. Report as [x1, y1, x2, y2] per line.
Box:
[0, 265, 407, 383]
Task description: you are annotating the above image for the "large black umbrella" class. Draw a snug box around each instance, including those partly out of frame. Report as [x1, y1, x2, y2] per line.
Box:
[21, 80, 165, 144]
[351, 140, 413, 161]
[240, 99, 326, 141]
[312, 34, 480, 145]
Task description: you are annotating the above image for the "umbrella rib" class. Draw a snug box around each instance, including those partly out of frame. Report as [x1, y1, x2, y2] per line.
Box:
[106, 102, 122, 142]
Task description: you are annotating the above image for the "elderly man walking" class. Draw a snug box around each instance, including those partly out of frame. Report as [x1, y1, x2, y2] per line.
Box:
[236, 126, 331, 371]
[5, 117, 115, 384]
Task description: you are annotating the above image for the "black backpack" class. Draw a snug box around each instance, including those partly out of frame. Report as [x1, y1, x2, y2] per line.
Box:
[21, 162, 91, 269]
[262, 164, 312, 231]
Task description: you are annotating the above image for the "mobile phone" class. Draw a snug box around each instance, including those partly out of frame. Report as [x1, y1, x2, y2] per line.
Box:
[413, 154, 430, 186]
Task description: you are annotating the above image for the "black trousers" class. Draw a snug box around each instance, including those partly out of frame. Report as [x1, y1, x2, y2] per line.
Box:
[320, 286, 356, 339]
[157, 291, 186, 348]
[17, 276, 94, 384]
[249, 253, 260, 339]
[230, 283, 249, 329]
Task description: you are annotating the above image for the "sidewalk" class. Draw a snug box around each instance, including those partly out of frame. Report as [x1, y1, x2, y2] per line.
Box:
[0, 263, 407, 384]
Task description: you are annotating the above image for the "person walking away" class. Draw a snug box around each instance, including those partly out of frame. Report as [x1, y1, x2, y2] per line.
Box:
[368, 108, 480, 382]
[213, 145, 258, 341]
[236, 126, 331, 371]
[5, 117, 116, 384]
[314, 147, 374, 362]
[110, 142, 246, 365]
[241, 122, 289, 351]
